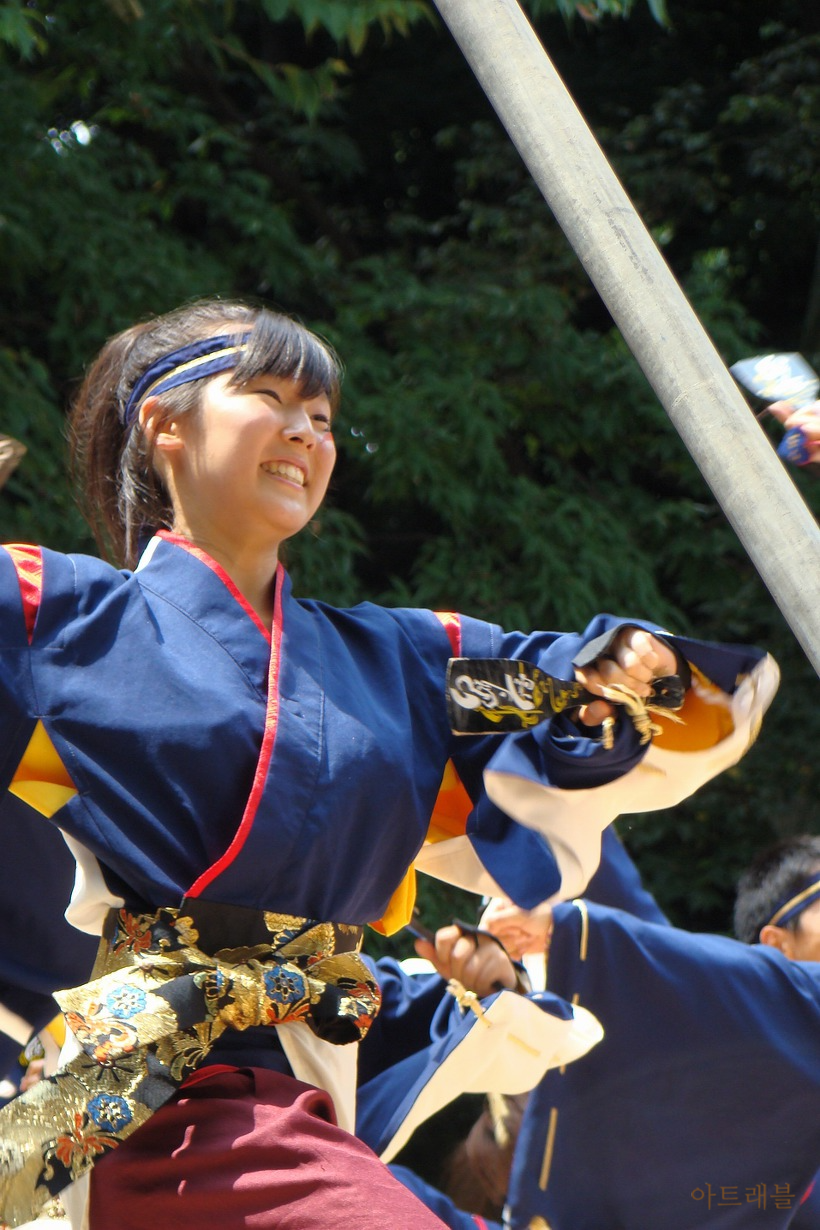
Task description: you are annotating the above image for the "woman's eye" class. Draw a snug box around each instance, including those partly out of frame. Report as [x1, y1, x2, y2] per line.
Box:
[312, 414, 332, 432]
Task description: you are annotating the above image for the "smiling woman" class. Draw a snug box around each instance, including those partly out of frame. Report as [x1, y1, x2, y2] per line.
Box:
[141, 368, 337, 625]
[70, 301, 342, 574]
[0, 297, 779, 1230]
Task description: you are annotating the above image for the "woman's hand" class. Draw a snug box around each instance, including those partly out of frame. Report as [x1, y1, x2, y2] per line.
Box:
[413, 923, 517, 998]
[574, 626, 679, 726]
[768, 399, 820, 467]
[478, 897, 553, 962]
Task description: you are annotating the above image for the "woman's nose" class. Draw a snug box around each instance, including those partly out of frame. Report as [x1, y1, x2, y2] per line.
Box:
[282, 407, 318, 446]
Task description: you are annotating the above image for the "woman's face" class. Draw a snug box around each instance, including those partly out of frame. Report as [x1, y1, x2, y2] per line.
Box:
[160, 369, 336, 554]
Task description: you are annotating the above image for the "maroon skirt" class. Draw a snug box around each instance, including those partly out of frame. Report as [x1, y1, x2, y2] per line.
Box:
[89, 1067, 449, 1229]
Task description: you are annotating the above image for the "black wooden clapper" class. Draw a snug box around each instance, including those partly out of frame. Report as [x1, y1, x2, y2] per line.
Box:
[445, 657, 685, 735]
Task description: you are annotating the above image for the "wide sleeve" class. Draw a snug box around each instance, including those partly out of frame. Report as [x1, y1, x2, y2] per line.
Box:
[507, 903, 820, 1229]
[583, 826, 671, 925]
[356, 957, 453, 1089]
[0, 547, 101, 1071]
[425, 614, 778, 905]
[357, 976, 601, 1164]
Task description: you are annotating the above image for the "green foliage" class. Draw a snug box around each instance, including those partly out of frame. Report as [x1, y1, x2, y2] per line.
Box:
[0, 0, 816, 937]
[0, 350, 91, 550]
[327, 241, 685, 630]
[583, 4, 819, 351]
[260, 0, 432, 54]
[0, 2, 45, 59]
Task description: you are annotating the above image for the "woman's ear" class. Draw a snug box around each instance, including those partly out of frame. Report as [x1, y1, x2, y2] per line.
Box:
[758, 924, 796, 957]
[138, 396, 185, 455]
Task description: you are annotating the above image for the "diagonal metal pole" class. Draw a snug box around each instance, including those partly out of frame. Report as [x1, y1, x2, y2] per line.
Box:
[434, 0, 820, 676]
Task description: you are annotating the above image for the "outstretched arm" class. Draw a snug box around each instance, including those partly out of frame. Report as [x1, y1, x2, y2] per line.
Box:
[768, 398, 820, 468]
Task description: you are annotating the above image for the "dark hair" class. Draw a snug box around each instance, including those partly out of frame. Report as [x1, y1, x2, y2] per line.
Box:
[68, 299, 343, 567]
[733, 835, 820, 944]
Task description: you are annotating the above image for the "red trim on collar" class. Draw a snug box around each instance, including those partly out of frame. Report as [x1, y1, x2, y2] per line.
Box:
[156, 531, 272, 644]
[5, 544, 43, 644]
[185, 563, 284, 898]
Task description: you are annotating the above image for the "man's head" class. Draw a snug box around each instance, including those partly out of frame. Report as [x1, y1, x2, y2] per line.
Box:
[734, 834, 820, 959]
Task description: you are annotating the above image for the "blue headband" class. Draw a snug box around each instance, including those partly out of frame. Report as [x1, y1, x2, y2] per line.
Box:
[122, 333, 250, 426]
[766, 876, 820, 928]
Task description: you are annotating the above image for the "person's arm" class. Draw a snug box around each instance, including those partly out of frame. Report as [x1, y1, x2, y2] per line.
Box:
[507, 902, 820, 1230]
[768, 398, 820, 468]
[582, 826, 670, 925]
[357, 922, 601, 1163]
[478, 825, 670, 971]
[408, 607, 776, 917]
[469, 623, 777, 904]
[477, 897, 553, 964]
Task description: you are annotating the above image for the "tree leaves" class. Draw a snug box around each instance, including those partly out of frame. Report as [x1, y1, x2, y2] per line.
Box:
[0, 0, 816, 936]
[0, 2, 46, 60]
[259, 0, 431, 53]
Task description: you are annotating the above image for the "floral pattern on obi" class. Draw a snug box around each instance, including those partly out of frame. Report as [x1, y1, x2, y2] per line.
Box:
[0, 900, 380, 1228]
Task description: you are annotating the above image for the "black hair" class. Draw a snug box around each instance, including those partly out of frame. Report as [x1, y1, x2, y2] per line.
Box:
[733, 835, 820, 943]
[68, 299, 342, 567]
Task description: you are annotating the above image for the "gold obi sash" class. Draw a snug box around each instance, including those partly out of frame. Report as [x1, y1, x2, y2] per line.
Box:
[0, 900, 380, 1228]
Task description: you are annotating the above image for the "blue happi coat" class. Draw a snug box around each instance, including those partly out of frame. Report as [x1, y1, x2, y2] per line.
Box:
[0, 532, 773, 1073]
[507, 900, 820, 1228]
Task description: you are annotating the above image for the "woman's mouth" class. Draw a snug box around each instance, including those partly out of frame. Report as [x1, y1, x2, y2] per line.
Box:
[261, 461, 306, 487]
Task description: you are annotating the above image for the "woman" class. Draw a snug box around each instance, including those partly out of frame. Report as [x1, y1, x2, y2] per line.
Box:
[0, 299, 777, 1228]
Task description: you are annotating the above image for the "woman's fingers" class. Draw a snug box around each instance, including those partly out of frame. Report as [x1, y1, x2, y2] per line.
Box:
[574, 629, 678, 726]
[414, 925, 516, 995]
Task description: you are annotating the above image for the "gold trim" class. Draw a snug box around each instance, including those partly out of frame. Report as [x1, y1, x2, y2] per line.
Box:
[538, 1106, 558, 1191]
[767, 878, 820, 927]
[572, 897, 589, 962]
[558, 992, 582, 1076]
[508, 1033, 541, 1058]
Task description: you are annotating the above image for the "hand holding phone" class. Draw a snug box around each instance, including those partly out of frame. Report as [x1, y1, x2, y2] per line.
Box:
[730, 353, 820, 467]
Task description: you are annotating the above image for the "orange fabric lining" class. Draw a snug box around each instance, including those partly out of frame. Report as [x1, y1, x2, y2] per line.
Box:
[369, 759, 474, 936]
[424, 759, 473, 844]
[651, 666, 735, 751]
[9, 720, 77, 817]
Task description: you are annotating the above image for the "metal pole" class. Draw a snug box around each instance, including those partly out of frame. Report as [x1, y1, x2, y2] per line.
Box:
[434, 0, 820, 676]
